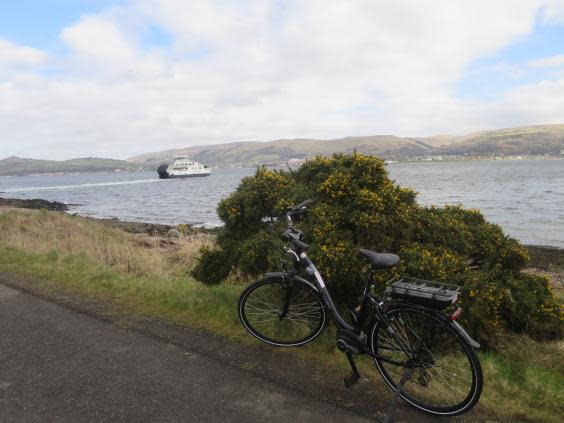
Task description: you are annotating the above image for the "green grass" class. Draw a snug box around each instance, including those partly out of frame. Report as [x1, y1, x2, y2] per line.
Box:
[0, 209, 562, 422]
[479, 337, 563, 422]
[0, 246, 243, 337]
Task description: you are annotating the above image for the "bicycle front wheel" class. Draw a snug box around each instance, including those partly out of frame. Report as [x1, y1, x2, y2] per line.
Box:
[370, 306, 483, 416]
[238, 277, 326, 347]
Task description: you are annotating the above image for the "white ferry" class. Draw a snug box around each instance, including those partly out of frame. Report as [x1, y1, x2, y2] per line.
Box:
[157, 156, 211, 179]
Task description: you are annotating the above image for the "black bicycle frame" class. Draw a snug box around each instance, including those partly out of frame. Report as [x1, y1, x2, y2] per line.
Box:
[283, 205, 387, 334]
[298, 251, 362, 332]
[282, 202, 425, 364]
[292, 249, 422, 370]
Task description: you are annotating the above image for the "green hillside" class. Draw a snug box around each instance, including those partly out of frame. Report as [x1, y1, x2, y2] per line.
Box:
[3, 124, 563, 174]
[128, 124, 564, 167]
[128, 135, 432, 167]
[0, 157, 143, 176]
[437, 124, 564, 156]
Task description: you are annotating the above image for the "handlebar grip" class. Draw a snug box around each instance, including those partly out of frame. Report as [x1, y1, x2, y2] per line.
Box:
[292, 238, 310, 251]
[281, 232, 310, 251]
[291, 198, 314, 212]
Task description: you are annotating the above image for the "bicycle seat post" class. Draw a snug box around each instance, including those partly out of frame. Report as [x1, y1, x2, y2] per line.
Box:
[354, 267, 376, 326]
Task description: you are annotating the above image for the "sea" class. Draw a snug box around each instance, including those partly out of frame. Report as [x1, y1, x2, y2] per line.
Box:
[1, 159, 563, 248]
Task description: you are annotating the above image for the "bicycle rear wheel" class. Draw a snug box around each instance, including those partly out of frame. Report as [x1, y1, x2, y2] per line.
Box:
[238, 277, 326, 347]
[370, 305, 483, 416]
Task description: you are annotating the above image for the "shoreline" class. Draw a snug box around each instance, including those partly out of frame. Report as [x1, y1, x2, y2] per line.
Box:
[0, 196, 218, 236]
[2, 195, 563, 255]
[0, 197, 71, 211]
[1, 156, 564, 177]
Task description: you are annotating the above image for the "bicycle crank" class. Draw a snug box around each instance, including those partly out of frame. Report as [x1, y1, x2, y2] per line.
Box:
[336, 328, 365, 354]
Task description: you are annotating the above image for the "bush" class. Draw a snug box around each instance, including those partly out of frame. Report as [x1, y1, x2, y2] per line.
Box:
[193, 154, 562, 346]
[191, 246, 232, 285]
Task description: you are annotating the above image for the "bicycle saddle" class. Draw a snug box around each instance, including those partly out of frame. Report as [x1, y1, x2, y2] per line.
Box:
[358, 249, 400, 269]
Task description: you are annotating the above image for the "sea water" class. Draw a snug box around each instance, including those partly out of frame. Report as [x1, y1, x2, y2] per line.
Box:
[1, 159, 562, 247]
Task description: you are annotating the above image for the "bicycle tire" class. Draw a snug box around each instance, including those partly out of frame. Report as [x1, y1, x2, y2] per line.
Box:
[370, 305, 483, 416]
[238, 277, 326, 347]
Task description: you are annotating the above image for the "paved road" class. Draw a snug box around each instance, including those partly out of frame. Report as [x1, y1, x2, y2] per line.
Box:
[0, 284, 372, 423]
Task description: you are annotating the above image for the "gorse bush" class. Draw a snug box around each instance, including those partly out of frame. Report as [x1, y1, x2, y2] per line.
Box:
[193, 154, 562, 346]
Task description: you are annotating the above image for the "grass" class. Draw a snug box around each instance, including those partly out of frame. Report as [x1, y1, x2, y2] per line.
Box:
[0, 245, 242, 336]
[0, 208, 562, 422]
[479, 337, 563, 422]
[0, 208, 212, 277]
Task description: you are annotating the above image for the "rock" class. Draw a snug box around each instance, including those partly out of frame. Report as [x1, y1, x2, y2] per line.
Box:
[167, 228, 181, 238]
[0, 197, 71, 211]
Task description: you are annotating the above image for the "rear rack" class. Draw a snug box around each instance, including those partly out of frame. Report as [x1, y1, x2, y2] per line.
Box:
[385, 276, 459, 310]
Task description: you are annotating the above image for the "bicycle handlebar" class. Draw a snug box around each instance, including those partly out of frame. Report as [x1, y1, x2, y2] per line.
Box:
[282, 230, 311, 251]
[283, 199, 314, 252]
[286, 198, 314, 227]
[289, 198, 314, 213]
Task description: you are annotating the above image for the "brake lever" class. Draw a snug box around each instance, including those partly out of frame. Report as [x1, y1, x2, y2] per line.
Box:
[283, 246, 300, 262]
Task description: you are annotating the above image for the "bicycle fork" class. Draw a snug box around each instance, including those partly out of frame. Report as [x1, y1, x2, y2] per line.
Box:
[278, 270, 296, 320]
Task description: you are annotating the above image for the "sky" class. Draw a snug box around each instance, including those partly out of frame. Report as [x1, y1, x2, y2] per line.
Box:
[1, 0, 564, 160]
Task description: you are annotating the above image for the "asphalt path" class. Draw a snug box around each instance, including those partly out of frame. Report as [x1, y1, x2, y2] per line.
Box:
[0, 284, 372, 423]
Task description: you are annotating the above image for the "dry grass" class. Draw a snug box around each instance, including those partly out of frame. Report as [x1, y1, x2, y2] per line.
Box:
[0, 208, 212, 278]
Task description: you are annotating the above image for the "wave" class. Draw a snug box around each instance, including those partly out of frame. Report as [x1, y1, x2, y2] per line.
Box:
[4, 178, 162, 193]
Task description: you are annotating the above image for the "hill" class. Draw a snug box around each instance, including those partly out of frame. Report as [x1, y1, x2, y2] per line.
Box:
[128, 124, 564, 167]
[0, 157, 143, 176]
[3, 124, 563, 175]
[435, 124, 564, 156]
[128, 135, 433, 167]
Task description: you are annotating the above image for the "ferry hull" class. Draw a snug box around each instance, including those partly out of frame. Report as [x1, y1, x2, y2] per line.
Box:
[158, 172, 211, 179]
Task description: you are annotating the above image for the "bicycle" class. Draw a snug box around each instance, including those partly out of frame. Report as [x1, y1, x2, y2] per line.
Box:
[237, 199, 483, 416]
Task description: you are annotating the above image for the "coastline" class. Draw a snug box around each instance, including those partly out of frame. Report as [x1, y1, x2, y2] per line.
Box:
[1, 195, 562, 263]
[0, 196, 70, 211]
[1, 156, 564, 177]
[0, 196, 217, 236]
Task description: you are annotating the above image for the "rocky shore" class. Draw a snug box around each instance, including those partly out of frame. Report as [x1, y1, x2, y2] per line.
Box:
[1, 196, 562, 278]
[0, 197, 70, 212]
[0, 197, 216, 236]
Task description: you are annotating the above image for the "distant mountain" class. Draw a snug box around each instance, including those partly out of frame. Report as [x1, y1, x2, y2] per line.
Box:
[128, 135, 433, 167]
[0, 157, 143, 176]
[128, 124, 564, 167]
[3, 124, 563, 176]
[433, 124, 564, 156]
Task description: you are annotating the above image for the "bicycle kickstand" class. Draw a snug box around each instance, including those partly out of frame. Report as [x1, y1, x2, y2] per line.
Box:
[383, 368, 412, 423]
[344, 351, 360, 388]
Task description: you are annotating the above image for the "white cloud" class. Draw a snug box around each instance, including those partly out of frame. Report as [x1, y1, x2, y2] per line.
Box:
[0, 0, 563, 159]
[0, 38, 47, 68]
[541, 0, 564, 23]
[529, 54, 564, 67]
[61, 16, 135, 65]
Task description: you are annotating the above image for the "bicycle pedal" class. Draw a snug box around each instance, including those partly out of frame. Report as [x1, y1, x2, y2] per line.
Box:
[344, 373, 360, 388]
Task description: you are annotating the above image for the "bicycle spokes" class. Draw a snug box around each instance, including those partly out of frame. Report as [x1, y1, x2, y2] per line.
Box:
[239, 278, 325, 346]
[372, 307, 481, 414]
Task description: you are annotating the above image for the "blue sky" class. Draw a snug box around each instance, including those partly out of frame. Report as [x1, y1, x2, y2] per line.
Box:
[1, 1, 564, 159]
[1, 1, 120, 46]
[457, 19, 564, 99]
